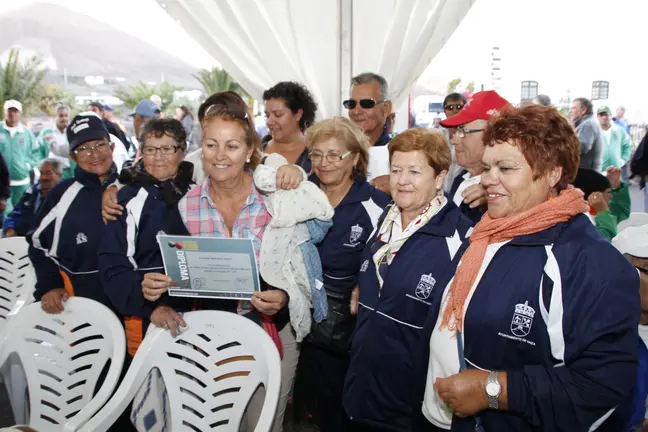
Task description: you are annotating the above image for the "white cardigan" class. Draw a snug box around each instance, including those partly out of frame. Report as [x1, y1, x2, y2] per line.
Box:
[254, 154, 334, 341]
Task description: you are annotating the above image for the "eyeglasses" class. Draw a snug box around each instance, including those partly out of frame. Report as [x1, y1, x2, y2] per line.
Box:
[597, 112, 609, 117]
[204, 103, 249, 122]
[343, 99, 386, 110]
[454, 126, 484, 138]
[444, 104, 464, 111]
[73, 141, 110, 157]
[142, 145, 181, 156]
[309, 151, 352, 164]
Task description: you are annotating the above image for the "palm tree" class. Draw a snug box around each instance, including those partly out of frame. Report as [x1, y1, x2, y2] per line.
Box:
[0, 48, 48, 119]
[193, 67, 249, 99]
[114, 81, 180, 110]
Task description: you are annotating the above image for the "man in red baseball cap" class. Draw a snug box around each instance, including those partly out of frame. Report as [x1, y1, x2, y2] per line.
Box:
[440, 90, 511, 223]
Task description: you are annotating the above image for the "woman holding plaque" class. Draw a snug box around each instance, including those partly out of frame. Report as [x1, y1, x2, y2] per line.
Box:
[140, 91, 305, 431]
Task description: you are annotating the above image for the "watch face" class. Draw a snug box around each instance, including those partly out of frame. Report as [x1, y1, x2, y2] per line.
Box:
[486, 381, 501, 396]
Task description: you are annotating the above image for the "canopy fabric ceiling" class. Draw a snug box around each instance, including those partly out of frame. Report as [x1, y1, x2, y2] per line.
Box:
[157, 0, 476, 118]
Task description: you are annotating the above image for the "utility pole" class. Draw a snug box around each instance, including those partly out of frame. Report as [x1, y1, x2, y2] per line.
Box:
[490, 46, 501, 91]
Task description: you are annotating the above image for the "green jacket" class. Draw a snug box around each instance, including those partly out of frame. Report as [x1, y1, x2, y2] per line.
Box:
[0, 121, 37, 181]
[35, 126, 76, 179]
[601, 124, 632, 170]
[595, 182, 631, 241]
[33, 129, 50, 162]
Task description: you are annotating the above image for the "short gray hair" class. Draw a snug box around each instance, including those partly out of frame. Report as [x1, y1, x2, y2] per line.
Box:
[351, 72, 389, 100]
[40, 158, 63, 174]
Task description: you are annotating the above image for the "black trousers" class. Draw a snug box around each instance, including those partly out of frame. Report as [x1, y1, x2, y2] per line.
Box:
[293, 341, 350, 431]
[344, 419, 447, 432]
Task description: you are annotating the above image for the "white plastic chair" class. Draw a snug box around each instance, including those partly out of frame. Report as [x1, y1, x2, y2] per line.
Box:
[0, 297, 126, 431]
[0, 236, 37, 424]
[618, 212, 648, 233]
[0, 237, 36, 325]
[80, 310, 282, 432]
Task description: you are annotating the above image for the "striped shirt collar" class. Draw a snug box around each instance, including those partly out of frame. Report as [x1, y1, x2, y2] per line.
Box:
[198, 172, 261, 209]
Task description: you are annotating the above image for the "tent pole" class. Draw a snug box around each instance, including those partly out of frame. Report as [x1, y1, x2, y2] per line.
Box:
[339, 0, 353, 117]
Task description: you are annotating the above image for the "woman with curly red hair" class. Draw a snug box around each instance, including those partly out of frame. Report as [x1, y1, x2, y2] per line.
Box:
[421, 104, 641, 431]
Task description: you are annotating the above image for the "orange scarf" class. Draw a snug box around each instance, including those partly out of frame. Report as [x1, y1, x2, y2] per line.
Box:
[439, 187, 589, 332]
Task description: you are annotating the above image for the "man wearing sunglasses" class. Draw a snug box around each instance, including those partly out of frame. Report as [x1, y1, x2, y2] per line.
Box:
[344, 72, 392, 193]
[610, 224, 648, 432]
[441, 93, 467, 193]
[439, 90, 510, 223]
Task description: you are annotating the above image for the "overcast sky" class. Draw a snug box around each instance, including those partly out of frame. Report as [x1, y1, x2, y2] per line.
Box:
[2, 0, 646, 119]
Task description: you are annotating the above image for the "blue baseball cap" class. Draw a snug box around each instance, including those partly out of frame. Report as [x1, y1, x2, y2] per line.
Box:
[130, 99, 161, 117]
[66, 112, 110, 151]
[104, 104, 114, 112]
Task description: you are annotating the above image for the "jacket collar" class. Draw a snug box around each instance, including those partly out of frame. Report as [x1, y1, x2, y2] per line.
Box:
[382, 198, 461, 238]
[74, 163, 119, 188]
[309, 173, 374, 206]
[574, 114, 593, 128]
[373, 125, 391, 147]
[2, 121, 25, 133]
[505, 215, 583, 246]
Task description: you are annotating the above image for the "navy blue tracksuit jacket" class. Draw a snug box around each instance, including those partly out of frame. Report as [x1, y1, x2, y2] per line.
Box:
[98, 183, 171, 355]
[343, 201, 473, 431]
[4, 183, 46, 236]
[27, 166, 119, 305]
[422, 215, 640, 432]
[312, 174, 390, 296]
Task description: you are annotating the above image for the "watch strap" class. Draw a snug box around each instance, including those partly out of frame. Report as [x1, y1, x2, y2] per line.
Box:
[487, 370, 500, 409]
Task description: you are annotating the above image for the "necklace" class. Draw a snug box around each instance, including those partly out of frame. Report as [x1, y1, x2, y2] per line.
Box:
[328, 181, 354, 208]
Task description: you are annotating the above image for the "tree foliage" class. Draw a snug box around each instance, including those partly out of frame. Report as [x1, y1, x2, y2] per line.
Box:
[0, 48, 48, 119]
[39, 84, 76, 117]
[114, 81, 180, 110]
[193, 67, 249, 99]
[447, 78, 462, 94]
[466, 81, 475, 92]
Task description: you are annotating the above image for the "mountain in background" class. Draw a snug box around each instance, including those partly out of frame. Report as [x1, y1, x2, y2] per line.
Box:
[0, 2, 201, 94]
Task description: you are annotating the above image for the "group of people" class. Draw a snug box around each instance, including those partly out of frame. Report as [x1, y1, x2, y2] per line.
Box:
[0, 71, 646, 432]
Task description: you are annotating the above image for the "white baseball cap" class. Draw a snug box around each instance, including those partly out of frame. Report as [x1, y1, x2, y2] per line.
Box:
[3, 99, 22, 113]
[612, 225, 648, 258]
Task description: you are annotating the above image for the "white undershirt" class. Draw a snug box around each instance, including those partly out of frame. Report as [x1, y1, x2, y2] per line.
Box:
[452, 172, 482, 207]
[367, 146, 390, 182]
[602, 127, 612, 144]
[422, 241, 509, 429]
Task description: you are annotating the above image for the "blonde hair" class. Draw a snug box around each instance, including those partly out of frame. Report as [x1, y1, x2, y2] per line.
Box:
[305, 117, 370, 176]
[388, 128, 451, 174]
[200, 96, 262, 170]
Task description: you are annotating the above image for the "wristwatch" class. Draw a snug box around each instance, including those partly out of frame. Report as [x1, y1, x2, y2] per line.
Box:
[485, 370, 501, 409]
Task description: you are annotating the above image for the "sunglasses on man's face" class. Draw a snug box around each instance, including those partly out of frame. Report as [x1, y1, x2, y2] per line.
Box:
[445, 104, 464, 111]
[598, 112, 609, 117]
[343, 99, 386, 110]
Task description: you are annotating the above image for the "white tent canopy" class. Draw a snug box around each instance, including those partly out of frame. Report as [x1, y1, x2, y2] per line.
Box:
[157, 0, 475, 118]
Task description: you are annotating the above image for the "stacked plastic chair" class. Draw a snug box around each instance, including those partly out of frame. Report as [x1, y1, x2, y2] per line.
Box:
[0, 297, 126, 431]
[81, 310, 282, 432]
